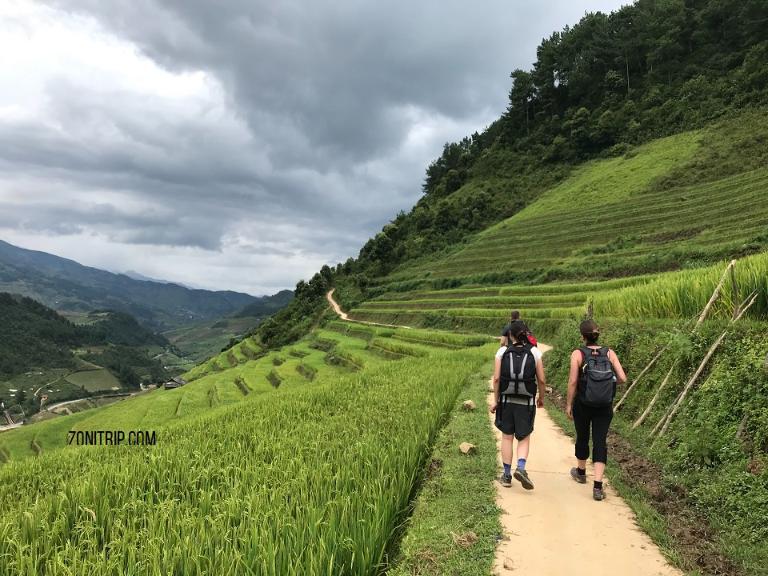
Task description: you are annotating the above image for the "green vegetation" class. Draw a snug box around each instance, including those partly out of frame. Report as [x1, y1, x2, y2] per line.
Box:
[390, 356, 499, 576]
[387, 119, 768, 285]
[0, 321, 488, 574]
[233, 289, 294, 318]
[0, 294, 175, 417]
[0, 293, 82, 378]
[543, 319, 768, 574]
[64, 369, 122, 392]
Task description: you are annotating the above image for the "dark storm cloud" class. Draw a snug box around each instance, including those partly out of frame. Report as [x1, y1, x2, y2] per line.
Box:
[1, 0, 627, 291]
[44, 0, 548, 165]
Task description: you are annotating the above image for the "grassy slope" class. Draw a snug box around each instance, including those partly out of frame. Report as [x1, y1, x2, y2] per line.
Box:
[341, 111, 768, 575]
[380, 113, 768, 287]
[0, 323, 496, 574]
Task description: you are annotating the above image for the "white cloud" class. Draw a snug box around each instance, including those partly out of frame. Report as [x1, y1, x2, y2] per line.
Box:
[0, 0, 629, 294]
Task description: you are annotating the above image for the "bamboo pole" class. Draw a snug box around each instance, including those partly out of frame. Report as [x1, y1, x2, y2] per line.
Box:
[654, 292, 758, 438]
[614, 346, 667, 411]
[635, 263, 737, 428]
[632, 364, 674, 428]
[695, 259, 736, 331]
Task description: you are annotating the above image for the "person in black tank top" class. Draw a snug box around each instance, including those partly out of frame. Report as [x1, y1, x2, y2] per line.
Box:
[565, 320, 627, 501]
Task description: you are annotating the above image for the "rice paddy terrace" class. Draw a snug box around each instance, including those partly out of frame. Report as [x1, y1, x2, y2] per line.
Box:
[396, 127, 767, 281]
[351, 120, 768, 332]
[0, 318, 494, 573]
[0, 324, 487, 463]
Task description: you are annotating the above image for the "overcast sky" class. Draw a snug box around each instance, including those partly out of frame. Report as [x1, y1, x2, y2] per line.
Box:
[0, 0, 627, 295]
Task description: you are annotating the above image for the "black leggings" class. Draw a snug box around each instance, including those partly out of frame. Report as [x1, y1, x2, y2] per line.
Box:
[573, 400, 613, 464]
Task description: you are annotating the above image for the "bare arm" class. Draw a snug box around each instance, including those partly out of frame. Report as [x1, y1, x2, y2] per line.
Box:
[535, 355, 547, 408]
[490, 356, 501, 413]
[565, 350, 581, 418]
[609, 350, 627, 385]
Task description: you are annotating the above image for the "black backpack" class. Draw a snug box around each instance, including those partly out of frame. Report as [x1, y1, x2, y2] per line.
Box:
[500, 344, 537, 400]
[578, 347, 616, 407]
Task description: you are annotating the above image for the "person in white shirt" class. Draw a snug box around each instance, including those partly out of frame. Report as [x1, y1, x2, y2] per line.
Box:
[490, 321, 547, 489]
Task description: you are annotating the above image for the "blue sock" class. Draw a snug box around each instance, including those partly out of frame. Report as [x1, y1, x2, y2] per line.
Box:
[517, 458, 526, 470]
[503, 463, 511, 476]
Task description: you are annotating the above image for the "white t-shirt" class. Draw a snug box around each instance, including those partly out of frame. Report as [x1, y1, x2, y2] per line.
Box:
[496, 345, 543, 363]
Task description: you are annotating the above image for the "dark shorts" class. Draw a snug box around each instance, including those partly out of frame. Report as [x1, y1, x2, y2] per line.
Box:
[495, 401, 536, 440]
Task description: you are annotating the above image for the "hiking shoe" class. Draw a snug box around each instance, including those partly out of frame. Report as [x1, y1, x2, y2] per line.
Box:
[513, 468, 535, 490]
[593, 486, 605, 501]
[570, 467, 587, 484]
[498, 473, 513, 488]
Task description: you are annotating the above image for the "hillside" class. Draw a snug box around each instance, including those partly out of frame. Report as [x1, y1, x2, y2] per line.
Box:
[248, 55, 768, 576]
[0, 294, 173, 418]
[0, 239, 258, 330]
[383, 116, 767, 288]
[4, 1, 768, 574]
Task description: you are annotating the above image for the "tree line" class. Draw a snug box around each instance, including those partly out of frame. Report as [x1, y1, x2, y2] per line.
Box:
[257, 0, 768, 348]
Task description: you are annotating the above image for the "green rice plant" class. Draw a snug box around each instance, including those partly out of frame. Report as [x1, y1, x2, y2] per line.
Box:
[594, 253, 768, 320]
[367, 337, 428, 359]
[0, 349, 485, 575]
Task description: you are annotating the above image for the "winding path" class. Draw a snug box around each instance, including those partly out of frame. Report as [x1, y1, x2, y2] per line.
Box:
[325, 289, 413, 329]
[486, 351, 680, 576]
[326, 290, 681, 576]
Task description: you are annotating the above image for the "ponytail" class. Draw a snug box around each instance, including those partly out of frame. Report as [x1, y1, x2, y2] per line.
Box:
[580, 319, 600, 344]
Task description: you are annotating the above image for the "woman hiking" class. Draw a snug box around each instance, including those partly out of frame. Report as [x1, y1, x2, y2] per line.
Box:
[491, 320, 547, 490]
[565, 319, 627, 501]
[510, 310, 538, 346]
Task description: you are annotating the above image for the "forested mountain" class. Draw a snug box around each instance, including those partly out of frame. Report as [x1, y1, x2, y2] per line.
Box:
[0, 239, 257, 330]
[257, 0, 768, 343]
[349, 0, 768, 277]
[0, 293, 173, 416]
[233, 290, 294, 318]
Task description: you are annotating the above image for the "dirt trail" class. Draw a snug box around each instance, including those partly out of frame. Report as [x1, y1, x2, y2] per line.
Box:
[326, 290, 680, 575]
[325, 289, 413, 329]
[326, 289, 350, 320]
[488, 345, 681, 576]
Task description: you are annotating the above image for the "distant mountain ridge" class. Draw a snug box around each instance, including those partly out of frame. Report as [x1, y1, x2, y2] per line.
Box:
[234, 289, 294, 318]
[122, 270, 186, 286]
[0, 240, 276, 330]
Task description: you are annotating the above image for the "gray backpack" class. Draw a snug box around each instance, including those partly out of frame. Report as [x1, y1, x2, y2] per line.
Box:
[578, 347, 615, 407]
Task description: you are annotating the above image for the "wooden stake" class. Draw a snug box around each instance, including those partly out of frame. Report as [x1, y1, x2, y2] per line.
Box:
[614, 346, 667, 411]
[695, 259, 736, 331]
[632, 364, 674, 429]
[655, 293, 758, 438]
[657, 331, 728, 437]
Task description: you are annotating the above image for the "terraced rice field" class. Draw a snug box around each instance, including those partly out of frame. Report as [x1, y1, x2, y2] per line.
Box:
[0, 324, 487, 463]
[349, 252, 768, 333]
[385, 130, 768, 285]
[0, 317, 493, 574]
